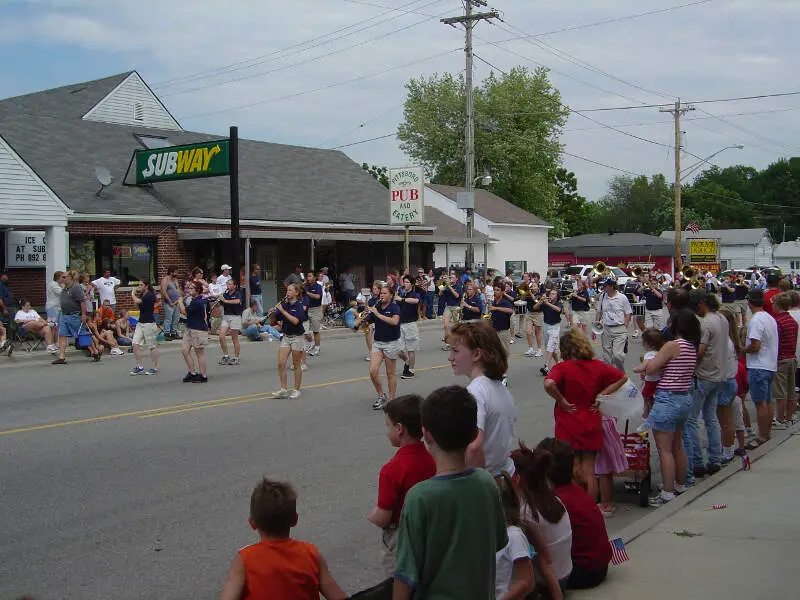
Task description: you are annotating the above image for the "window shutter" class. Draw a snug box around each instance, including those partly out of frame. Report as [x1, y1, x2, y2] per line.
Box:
[133, 102, 144, 122]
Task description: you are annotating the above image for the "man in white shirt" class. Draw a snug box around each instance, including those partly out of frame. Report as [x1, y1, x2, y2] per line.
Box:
[595, 277, 632, 371]
[15, 299, 57, 352]
[745, 289, 779, 444]
[92, 269, 121, 311]
[216, 264, 233, 287]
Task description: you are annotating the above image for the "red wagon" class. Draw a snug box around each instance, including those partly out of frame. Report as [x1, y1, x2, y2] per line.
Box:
[617, 420, 652, 507]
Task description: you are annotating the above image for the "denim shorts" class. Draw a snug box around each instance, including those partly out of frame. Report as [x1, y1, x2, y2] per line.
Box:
[58, 313, 82, 338]
[748, 368, 774, 403]
[717, 377, 738, 407]
[648, 389, 692, 432]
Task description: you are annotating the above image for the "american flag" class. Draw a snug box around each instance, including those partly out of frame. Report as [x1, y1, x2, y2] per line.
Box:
[610, 537, 630, 565]
[685, 222, 699, 233]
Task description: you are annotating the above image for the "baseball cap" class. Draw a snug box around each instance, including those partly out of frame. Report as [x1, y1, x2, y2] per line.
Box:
[601, 276, 616, 287]
[221, 264, 232, 271]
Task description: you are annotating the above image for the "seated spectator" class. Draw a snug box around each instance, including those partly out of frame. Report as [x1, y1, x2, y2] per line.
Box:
[98, 299, 115, 322]
[241, 299, 283, 341]
[14, 299, 58, 353]
[344, 300, 358, 329]
[115, 309, 134, 347]
[536, 437, 611, 590]
[0, 320, 8, 351]
[88, 313, 124, 355]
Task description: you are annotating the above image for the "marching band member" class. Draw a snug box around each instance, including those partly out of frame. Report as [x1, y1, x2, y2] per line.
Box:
[397, 275, 421, 379]
[304, 272, 323, 356]
[360, 282, 407, 410]
[489, 285, 515, 354]
[361, 282, 381, 361]
[439, 270, 464, 351]
[720, 274, 737, 313]
[594, 277, 632, 372]
[734, 275, 751, 327]
[641, 273, 667, 331]
[460, 279, 484, 322]
[524, 272, 545, 358]
[570, 277, 591, 337]
[271, 283, 307, 399]
[502, 280, 519, 343]
[539, 288, 563, 376]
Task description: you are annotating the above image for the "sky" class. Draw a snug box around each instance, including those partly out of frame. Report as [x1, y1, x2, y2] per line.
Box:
[1, 0, 798, 204]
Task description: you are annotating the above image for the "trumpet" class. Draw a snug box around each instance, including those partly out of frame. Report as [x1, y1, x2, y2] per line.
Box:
[437, 276, 450, 292]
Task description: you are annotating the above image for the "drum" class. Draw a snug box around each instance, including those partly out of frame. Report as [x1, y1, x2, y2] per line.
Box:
[513, 299, 528, 315]
[632, 301, 645, 317]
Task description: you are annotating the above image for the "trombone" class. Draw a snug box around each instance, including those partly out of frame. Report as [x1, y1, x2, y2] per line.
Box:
[437, 276, 450, 293]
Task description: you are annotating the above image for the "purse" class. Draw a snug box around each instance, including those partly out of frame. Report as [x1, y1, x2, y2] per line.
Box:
[75, 323, 93, 349]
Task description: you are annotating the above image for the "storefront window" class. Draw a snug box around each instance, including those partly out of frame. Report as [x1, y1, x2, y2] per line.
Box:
[69, 237, 156, 285]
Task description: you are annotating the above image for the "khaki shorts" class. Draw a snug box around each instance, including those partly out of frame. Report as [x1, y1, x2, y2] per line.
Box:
[307, 306, 323, 333]
[495, 328, 511, 353]
[734, 299, 749, 315]
[183, 328, 208, 349]
[773, 358, 796, 400]
[281, 334, 306, 352]
[572, 310, 590, 326]
[220, 314, 242, 332]
[544, 323, 560, 352]
[400, 321, 420, 352]
[526, 311, 543, 327]
[644, 308, 666, 330]
[132, 322, 158, 349]
[373, 339, 404, 360]
[443, 305, 460, 323]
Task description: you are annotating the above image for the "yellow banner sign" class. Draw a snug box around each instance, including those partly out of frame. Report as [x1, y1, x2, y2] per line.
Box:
[688, 238, 718, 263]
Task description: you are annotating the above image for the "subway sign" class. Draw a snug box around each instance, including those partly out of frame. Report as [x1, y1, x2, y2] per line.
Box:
[135, 139, 230, 184]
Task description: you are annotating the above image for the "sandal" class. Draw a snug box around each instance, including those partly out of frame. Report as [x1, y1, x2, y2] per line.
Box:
[745, 438, 766, 450]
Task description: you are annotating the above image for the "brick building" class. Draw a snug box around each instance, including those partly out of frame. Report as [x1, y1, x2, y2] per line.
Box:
[0, 72, 484, 309]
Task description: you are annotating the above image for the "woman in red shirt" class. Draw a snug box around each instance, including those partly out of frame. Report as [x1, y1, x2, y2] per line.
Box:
[544, 329, 628, 502]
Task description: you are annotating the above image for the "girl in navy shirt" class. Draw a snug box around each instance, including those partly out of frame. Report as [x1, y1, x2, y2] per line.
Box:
[271, 283, 307, 399]
[179, 280, 209, 383]
[362, 283, 407, 410]
[460, 279, 484, 321]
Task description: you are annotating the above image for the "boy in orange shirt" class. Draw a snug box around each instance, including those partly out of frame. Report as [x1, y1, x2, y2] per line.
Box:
[220, 478, 347, 600]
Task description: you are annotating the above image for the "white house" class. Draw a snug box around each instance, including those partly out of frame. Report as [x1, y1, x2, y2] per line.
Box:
[659, 228, 774, 270]
[425, 184, 550, 276]
[773, 239, 800, 273]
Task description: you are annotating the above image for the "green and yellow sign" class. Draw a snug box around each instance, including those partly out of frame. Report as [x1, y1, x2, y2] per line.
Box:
[135, 140, 230, 184]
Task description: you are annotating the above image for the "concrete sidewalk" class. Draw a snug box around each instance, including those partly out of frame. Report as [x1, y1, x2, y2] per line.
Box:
[573, 426, 800, 600]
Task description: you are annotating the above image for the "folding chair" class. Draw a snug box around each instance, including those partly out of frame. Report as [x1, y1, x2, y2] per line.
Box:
[8, 318, 43, 353]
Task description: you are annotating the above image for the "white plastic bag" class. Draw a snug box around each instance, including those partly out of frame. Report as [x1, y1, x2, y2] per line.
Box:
[597, 381, 644, 420]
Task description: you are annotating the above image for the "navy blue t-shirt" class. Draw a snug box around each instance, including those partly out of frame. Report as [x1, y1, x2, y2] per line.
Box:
[186, 297, 208, 331]
[277, 299, 307, 336]
[398, 290, 420, 324]
[373, 301, 401, 342]
[462, 294, 484, 320]
[249, 275, 262, 295]
[571, 290, 590, 312]
[441, 282, 463, 307]
[222, 290, 243, 315]
[139, 291, 156, 323]
[305, 282, 323, 308]
[643, 288, 664, 311]
[491, 298, 514, 331]
[367, 294, 380, 308]
[720, 282, 735, 303]
[734, 284, 749, 300]
[541, 300, 562, 325]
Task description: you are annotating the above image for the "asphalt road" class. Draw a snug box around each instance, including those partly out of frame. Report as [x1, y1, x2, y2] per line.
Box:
[0, 323, 654, 600]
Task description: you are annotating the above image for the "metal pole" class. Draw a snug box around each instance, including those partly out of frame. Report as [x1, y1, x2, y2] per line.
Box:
[229, 126, 241, 280]
[244, 237, 251, 308]
[404, 225, 410, 273]
[310, 239, 315, 272]
[673, 101, 682, 274]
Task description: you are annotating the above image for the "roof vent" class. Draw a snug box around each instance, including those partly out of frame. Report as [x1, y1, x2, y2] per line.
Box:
[133, 101, 144, 122]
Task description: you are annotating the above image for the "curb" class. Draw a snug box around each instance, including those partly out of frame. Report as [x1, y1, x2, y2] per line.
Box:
[617, 421, 800, 546]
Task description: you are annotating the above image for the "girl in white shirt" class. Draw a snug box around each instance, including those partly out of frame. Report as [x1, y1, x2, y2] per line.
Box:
[494, 471, 534, 600]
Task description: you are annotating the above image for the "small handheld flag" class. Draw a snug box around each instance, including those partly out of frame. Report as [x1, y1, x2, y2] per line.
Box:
[712, 504, 727, 510]
[609, 537, 630, 565]
[685, 222, 700, 233]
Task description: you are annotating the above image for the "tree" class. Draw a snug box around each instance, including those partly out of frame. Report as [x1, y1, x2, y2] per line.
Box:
[397, 67, 568, 222]
[553, 168, 588, 237]
[594, 174, 671, 234]
[361, 163, 388, 188]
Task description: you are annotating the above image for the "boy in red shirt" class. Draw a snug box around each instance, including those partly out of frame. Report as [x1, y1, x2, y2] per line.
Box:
[220, 478, 347, 600]
[368, 394, 436, 575]
[772, 293, 798, 427]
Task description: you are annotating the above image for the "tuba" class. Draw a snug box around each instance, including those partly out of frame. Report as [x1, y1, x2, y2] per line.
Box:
[517, 282, 530, 299]
[680, 264, 695, 279]
[632, 266, 644, 277]
[592, 260, 609, 278]
[437, 276, 449, 292]
[690, 278, 704, 290]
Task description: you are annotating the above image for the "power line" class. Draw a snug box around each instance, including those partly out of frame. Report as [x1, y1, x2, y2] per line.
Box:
[180, 48, 460, 120]
[339, 0, 448, 16]
[154, 0, 440, 89]
[693, 106, 800, 154]
[317, 102, 406, 148]
[332, 132, 397, 149]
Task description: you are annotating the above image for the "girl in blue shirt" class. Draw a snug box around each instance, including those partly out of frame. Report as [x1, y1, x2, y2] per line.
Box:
[178, 280, 209, 383]
[271, 283, 307, 399]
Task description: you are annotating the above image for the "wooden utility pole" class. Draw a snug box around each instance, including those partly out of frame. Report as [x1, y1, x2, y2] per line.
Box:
[442, 0, 498, 270]
[660, 99, 694, 273]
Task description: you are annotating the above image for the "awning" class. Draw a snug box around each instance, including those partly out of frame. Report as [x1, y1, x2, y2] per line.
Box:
[176, 228, 492, 245]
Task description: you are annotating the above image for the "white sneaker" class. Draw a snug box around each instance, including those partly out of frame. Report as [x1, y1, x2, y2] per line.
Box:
[534, 349, 543, 358]
[46, 344, 59, 354]
[649, 490, 675, 506]
[308, 348, 319, 356]
[524, 348, 535, 357]
[509, 338, 515, 344]
[289, 389, 301, 399]
[110, 347, 124, 356]
[632, 330, 640, 338]
[364, 356, 371, 361]
[301, 364, 308, 371]
[674, 484, 688, 495]
[271, 389, 290, 399]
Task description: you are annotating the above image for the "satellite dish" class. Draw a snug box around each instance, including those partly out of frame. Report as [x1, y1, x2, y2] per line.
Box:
[94, 166, 114, 196]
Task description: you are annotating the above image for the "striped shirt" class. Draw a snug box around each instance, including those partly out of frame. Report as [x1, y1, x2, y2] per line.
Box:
[658, 338, 697, 392]
[775, 311, 799, 362]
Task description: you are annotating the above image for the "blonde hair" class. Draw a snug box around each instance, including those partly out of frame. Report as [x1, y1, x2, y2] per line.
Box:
[559, 329, 595, 360]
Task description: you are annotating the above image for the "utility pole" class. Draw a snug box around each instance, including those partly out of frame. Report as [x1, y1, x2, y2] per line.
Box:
[442, 0, 498, 271]
[660, 99, 694, 273]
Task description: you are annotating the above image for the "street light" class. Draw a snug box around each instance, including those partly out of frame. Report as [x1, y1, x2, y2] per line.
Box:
[681, 144, 744, 179]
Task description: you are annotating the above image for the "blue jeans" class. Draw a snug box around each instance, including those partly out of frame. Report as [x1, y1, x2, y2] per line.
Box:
[425, 291, 435, 319]
[243, 323, 282, 341]
[683, 379, 724, 472]
[163, 302, 181, 334]
[748, 368, 774, 403]
[251, 294, 263, 316]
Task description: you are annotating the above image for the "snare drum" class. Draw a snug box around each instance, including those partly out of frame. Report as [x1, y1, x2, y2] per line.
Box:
[632, 302, 645, 318]
[513, 299, 528, 315]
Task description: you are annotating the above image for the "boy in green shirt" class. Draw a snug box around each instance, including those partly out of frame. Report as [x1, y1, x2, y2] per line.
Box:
[393, 385, 509, 599]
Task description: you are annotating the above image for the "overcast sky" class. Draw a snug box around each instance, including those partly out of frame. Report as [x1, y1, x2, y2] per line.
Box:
[1, 0, 798, 204]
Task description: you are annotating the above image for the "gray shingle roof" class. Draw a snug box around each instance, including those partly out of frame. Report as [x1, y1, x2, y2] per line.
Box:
[428, 183, 549, 226]
[659, 228, 770, 245]
[0, 72, 401, 227]
[550, 232, 673, 257]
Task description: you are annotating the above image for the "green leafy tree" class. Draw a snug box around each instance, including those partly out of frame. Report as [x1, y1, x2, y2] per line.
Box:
[397, 67, 568, 222]
[553, 168, 589, 237]
[594, 174, 671, 234]
[361, 163, 389, 188]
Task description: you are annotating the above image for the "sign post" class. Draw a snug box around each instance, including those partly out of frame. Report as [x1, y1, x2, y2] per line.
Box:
[389, 167, 425, 272]
[229, 126, 240, 283]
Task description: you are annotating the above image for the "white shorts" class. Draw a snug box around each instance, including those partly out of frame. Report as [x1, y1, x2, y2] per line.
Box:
[572, 311, 590, 326]
[132, 322, 158, 349]
[400, 322, 420, 352]
[644, 308, 666, 330]
[308, 306, 323, 333]
[544, 323, 560, 352]
[220, 314, 242, 332]
[373, 339, 403, 360]
[281, 335, 305, 352]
